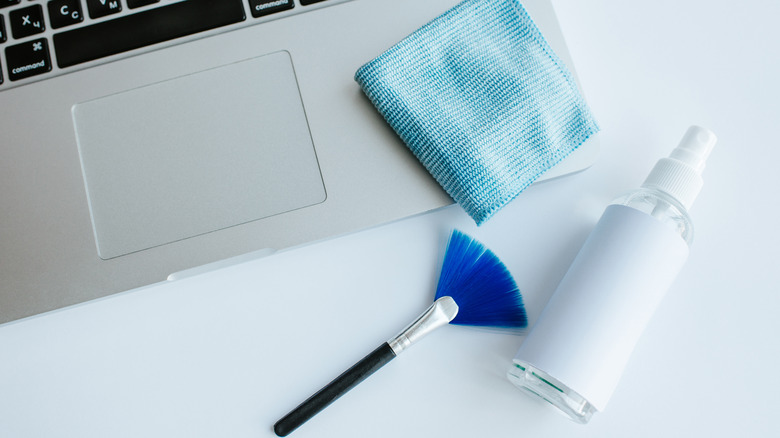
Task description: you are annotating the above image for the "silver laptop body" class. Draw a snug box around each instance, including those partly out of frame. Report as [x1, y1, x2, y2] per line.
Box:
[0, 0, 597, 324]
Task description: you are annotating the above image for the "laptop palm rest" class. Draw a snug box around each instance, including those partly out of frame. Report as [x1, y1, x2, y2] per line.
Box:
[72, 51, 326, 260]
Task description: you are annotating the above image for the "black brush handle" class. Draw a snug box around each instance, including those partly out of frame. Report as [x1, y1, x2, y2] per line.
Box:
[274, 342, 397, 436]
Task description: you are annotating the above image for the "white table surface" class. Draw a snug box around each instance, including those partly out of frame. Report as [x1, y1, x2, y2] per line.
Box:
[2, 0, 779, 436]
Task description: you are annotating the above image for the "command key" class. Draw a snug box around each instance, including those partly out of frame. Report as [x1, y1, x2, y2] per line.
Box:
[5, 38, 52, 81]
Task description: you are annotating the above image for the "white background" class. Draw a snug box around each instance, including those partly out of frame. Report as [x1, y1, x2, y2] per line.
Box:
[2, 0, 779, 436]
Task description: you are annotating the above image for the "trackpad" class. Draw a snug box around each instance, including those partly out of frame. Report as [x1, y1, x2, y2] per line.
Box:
[73, 52, 326, 260]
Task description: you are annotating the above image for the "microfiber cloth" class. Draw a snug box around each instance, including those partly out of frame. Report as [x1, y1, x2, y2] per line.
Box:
[354, 0, 600, 224]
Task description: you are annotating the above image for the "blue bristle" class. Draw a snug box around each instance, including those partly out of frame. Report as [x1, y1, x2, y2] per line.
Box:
[434, 230, 527, 330]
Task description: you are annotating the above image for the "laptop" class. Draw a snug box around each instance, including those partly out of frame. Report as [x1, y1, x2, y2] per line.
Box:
[0, 0, 598, 324]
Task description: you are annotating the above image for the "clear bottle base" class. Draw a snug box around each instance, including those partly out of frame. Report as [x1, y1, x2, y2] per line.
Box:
[507, 361, 597, 424]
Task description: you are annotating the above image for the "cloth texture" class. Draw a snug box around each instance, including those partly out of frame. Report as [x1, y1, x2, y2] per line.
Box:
[354, 0, 600, 224]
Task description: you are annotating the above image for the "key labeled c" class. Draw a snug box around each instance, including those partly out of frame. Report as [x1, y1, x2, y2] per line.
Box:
[60, 6, 80, 20]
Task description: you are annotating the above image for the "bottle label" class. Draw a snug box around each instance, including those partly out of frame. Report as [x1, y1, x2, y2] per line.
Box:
[514, 204, 689, 411]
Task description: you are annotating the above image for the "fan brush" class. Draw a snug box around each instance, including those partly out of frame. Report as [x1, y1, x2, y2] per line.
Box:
[274, 230, 527, 436]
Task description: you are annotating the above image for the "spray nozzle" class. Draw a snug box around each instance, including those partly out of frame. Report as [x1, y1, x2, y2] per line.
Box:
[641, 125, 717, 210]
[669, 126, 717, 174]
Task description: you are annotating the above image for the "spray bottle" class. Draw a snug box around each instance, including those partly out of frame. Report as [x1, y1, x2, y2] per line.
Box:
[507, 126, 717, 423]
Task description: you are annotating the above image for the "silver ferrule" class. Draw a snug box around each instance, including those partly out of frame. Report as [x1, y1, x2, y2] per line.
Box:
[387, 296, 459, 355]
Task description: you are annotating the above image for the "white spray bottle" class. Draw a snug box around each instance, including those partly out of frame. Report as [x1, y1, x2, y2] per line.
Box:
[508, 126, 717, 423]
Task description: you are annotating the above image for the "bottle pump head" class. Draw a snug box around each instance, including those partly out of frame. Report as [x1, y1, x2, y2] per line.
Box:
[641, 126, 717, 210]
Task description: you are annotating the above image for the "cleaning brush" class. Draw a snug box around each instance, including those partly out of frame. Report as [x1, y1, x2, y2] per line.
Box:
[273, 230, 527, 436]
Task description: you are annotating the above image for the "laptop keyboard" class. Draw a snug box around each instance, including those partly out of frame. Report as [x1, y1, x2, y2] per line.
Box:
[0, 0, 338, 90]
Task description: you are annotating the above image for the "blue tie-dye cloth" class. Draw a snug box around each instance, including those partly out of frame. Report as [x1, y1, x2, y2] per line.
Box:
[355, 0, 599, 224]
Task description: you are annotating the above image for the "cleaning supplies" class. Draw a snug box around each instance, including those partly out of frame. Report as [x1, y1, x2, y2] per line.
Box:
[354, 0, 600, 224]
[508, 126, 717, 423]
[274, 230, 527, 436]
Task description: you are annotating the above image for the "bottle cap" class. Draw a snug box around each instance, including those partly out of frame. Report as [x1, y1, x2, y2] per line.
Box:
[641, 126, 717, 209]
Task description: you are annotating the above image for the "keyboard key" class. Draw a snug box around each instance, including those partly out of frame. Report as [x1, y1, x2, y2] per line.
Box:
[0, 58, 3, 84]
[0, 14, 6, 43]
[0, 0, 21, 10]
[10, 5, 45, 39]
[5, 38, 52, 81]
[54, 0, 246, 68]
[86, 0, 121, 19]
[48, 0, 84, 29]
[126, 0, 158, 9]
[249, 0, 293, 18]
[300, 0, 327, 5]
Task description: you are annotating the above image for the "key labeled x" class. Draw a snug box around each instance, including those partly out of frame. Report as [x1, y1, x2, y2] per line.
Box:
[10, 5, 45, 39]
